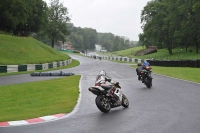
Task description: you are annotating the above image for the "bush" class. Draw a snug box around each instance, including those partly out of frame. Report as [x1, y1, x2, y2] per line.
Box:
[73, 50, 80, 53]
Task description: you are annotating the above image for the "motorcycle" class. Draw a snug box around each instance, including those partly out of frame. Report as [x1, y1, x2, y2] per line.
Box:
[88, 75, 129, 113]
[139, 65, 153, 88]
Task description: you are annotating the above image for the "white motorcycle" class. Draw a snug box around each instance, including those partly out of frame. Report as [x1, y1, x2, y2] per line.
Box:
[88, 71, 129, 113]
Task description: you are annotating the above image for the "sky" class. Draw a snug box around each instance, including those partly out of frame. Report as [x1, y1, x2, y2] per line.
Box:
[45, 0, 151, 41]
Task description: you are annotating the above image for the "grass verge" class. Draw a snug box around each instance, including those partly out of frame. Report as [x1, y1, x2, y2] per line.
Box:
[131, 65, 200, 83]
[0, 34, 69, 65]
[0, 75, 81, 122]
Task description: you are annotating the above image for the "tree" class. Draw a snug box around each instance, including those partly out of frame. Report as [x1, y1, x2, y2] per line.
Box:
[46, 0, 70, 48]
[0, 0, 28, 33]
[176, 0, 200, 53]
[140, 0, 175, 55]
[0, 0, 48, 36]
[97, 32, 130, 52]
[140, 0, 200, 55]
[68, 26, 98, 50]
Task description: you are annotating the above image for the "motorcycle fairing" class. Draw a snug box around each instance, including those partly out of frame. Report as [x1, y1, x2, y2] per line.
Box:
[88, 86, 106, 95]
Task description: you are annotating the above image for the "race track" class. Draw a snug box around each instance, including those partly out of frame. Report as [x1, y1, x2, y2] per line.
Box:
[1, 54, 200, 133]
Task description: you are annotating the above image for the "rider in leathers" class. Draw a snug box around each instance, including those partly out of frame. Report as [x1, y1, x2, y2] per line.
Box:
[96, 70, 113, 89]
[96, 70, 122, 105]
[136, 61, 152, 82]
[136, 61, 150, 81]
[136, 63, 143, 81]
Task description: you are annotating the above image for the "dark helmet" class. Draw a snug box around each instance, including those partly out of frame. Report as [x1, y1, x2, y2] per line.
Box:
[137, 63, 142, 66]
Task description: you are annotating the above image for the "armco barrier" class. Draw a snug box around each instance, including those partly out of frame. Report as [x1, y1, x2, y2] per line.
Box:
[0, 66, 7, 73]
[35, 64, 42, 70]
[48, 63, 53, 69]
[7, 65, 18, 73]
[0, 59, 72, 73]
[85, 55, 199, 68]
[18, 65, 27, 72]
[57, 62, 60, 67]
[27, 64, 35, 71]
[148, 60, 200, 68]
[197, 60, 200, 67]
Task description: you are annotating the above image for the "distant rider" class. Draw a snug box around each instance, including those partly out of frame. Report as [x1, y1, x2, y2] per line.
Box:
[143, 60, 150, 67]
[136, 61, 151, 81]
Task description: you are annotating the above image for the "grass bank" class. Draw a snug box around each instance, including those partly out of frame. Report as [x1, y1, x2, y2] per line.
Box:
[131, 65, 200, 83]
[0, 75, 80, 122]
[0, 58, 81, 122]
[0, 34, 69, 65]
[100, 46, 200, 60]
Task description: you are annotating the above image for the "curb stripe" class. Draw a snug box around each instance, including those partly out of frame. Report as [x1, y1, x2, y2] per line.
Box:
[40, 116, 57, 121]
[26, 118, 44, 123]
[0, 113, 66, 127]
[9, 120, 28, 126]
[0, 122, 9, 126]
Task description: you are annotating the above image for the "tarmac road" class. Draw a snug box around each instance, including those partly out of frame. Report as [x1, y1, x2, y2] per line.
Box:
[1, 54, 200, 133]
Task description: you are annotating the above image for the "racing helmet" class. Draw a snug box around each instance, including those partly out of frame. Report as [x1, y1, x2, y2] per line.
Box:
[143, 60, 150, 66]
[99, 70, 106, 76]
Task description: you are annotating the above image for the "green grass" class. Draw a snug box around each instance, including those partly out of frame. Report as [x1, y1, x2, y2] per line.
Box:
[104, 46, 200, 60]
[1, 32, 199, 122]
[131, 65, 200, 83]
[97, 46, 144, 57]
[0, 75, 80, 122]
[0, 34, 69, 65]
[102, 46, 200, 83]
[112, 46, 144, 56]
[152, 66, 200, 83]
[140, 48, 200, 60]
[0, 34, 82, 122]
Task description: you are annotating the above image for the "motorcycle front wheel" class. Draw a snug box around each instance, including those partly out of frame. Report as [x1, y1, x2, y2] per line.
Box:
[121, 94, 129, 108]
[95, 95, 111, 113]
[144, 77, 152, 88]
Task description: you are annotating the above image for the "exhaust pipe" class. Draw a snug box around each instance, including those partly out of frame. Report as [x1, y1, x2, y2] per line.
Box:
[88, 87, 92, 91]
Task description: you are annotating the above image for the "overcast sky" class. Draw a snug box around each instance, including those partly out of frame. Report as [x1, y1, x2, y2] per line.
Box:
[45, 0, 151, 41]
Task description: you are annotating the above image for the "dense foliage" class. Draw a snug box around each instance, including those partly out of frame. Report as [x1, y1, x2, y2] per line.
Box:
[0, 0, 135, 52]
[0, 0, 48, 36]
[97, 32, 131, 51]
[68, 24, 98, 51]
[140, 0, 200, 54]
[0, 0, 70, 48]
[33, 0, 70, 48]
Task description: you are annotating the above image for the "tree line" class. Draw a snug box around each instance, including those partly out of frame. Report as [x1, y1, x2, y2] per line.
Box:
[0, 0, 70, 48]
[67, 24, 98, 51]
[0, 0, 134, 51]
[0, 0, 48, 36]
[97, 33, 131, 51]
[139, 0, 200, 54]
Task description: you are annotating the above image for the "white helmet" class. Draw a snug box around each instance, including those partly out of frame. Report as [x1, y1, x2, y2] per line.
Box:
[99, 70, 106, 76]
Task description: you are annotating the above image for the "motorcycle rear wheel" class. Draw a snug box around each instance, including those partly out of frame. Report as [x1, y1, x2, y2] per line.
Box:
[95, 96, 111, 113]
[121, 94, 129, 108]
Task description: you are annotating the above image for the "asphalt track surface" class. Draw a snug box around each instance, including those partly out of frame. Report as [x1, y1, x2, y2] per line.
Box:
[1, 54, 200, 133]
